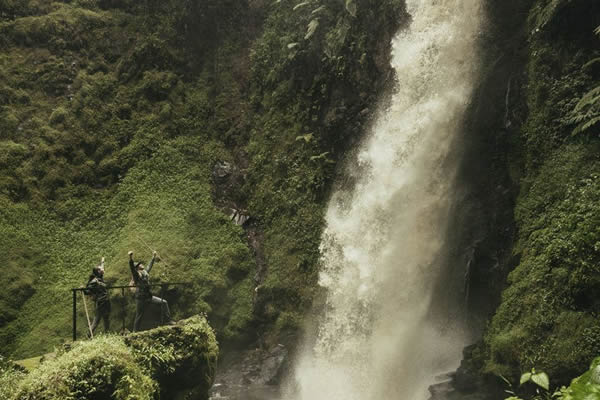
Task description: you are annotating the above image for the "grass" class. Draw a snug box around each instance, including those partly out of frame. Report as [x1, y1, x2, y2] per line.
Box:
[2, 316, 217, 400]
[14, 355, 45, 371]
[0, 0, 405, 359]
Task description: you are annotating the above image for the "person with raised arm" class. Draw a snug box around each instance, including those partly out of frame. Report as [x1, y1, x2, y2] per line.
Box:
[129, 250, 175, 331]
[86, 257, 111, 336]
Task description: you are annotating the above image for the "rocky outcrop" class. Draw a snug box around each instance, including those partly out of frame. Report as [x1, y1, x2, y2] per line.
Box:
[209, 343, 288, 399]
[126, 315, 219, 400]
[2, 315, 218, 400]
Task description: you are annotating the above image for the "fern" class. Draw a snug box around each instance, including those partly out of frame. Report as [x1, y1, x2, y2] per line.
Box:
[305, 18, 319, 40]
[572, 116, 600, 135]
[532, 0, 572, 31]
[573, 86, 600, 113]
[570, 26, 600, 136]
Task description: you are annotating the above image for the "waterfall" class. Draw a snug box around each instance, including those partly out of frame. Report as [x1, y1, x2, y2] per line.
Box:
[287, 1, 483, 399]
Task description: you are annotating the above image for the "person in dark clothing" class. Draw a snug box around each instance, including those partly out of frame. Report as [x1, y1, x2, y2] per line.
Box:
[129, 250, 175, 331]
[86, 257, 111, 336]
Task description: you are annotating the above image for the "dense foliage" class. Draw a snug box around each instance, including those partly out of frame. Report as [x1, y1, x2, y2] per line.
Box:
[481, 0, 600, 385]
[0, 315, 217, 400]
[10, 336, 156, 400]
[558, 357, 600, 400]
[1, 0, 599, 395]
[243, 0, 405, 341]
[0, 0, 404, 359]
[126, 315, 218, 400]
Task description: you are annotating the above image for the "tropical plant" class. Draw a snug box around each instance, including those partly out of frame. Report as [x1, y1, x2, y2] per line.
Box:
[569, 25, 600, 136]
[502, 369, 554, 400]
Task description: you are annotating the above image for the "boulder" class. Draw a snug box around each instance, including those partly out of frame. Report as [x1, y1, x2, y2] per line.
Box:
[230, 208, 250, 226]
[126, 315, 219, 400]
[213, 161, 233, 181]
[2, 315, 218, 400]
[10, 335, 156, 400]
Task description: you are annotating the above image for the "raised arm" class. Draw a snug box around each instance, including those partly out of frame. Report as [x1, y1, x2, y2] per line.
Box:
[129, 251, 138, 282]
[100, 257, 105, 270]
[147, 251, 157, 273]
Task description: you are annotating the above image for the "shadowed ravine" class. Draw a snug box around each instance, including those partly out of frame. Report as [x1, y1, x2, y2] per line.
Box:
[286, 1, 483, 399]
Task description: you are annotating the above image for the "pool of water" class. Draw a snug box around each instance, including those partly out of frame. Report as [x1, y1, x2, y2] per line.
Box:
[209, 384, 281, 400]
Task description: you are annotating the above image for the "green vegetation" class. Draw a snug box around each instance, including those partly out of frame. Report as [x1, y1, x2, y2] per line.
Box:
[0, 0, 403, 359]
[503, 368, 551, 400]
[126, 315, 218, 399]
[480, 0, 600, 386]
[558, 357, 600, 400]
[0, 357, 26, 400]
[0, 0, 597, 395]
[242, 0, 405, 342]
[502, 360, 600, 400]
[0, 315, 217, 400]
[9, 336, 156, 400]
[569, 26, 600, 136]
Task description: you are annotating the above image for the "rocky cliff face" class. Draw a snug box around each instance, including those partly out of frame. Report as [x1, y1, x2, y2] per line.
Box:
[439, 0, 600, 397]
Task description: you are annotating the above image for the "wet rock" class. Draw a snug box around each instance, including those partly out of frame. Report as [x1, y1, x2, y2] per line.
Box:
[255, 344, 288, 385]
[428, 379, 490, 400]
[213, 161, 234, 180]
[236, 344, 288, 386]
[210, 344, 288, 400]
[209, 383, 279, 400]
[429, 380, 454, 399]
[427, 345, 503, 400]
[230, 208, 250, 226]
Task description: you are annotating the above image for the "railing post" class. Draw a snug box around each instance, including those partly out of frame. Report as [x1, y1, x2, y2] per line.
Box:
[70, 283, 188, 339]
[72, 289, 77, 342]
[121, 287, 125, 333]
[160, 285, 165, 325]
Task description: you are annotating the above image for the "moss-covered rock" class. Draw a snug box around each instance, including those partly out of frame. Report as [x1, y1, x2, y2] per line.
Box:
[10, 335, 156, 400]
[126, 315, 218, 400]
[2, 315, 217, 400]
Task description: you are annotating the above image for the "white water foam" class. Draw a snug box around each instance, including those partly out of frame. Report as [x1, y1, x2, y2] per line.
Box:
[286, 1, 483, 399]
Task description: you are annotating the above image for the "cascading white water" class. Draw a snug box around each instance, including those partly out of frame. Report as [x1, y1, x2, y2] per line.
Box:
[287, 1, 483, 399]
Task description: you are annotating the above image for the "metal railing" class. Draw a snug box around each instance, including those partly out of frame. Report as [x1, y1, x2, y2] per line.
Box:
[70, 282, 190, 341]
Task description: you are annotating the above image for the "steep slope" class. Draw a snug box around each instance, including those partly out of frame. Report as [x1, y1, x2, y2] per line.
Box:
[454, 0, 600, 393]
[0, 0, 405, 358]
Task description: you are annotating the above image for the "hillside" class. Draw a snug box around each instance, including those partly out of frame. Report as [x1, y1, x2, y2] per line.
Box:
[0, 0, 599, 398]
[0, 0, 403, 358]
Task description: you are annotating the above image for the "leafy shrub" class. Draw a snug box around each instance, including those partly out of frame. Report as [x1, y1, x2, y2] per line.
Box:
[0, 357, 26, 400]
[125, 315, 218, 400]
[10, 335, 157, 400]
[484, 145, 600, 382]
[1, 316, 218, 399]
[568, 26, 600, 136]
[49, 106, 68, 125]
[558, 357, 600, 400]
[0, 4, 108, 50]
